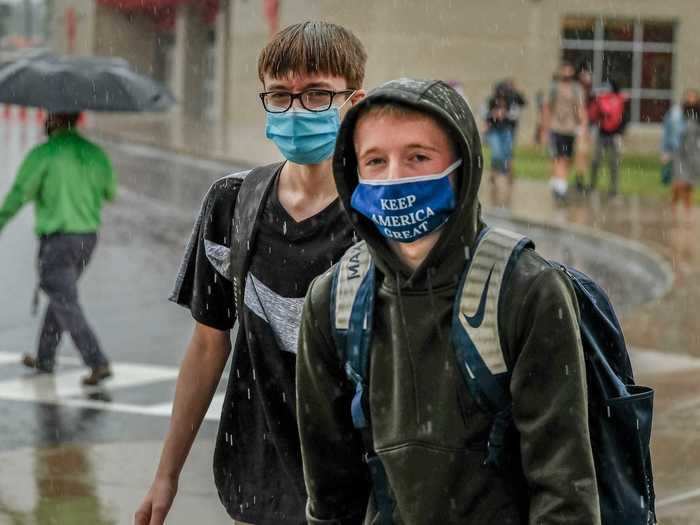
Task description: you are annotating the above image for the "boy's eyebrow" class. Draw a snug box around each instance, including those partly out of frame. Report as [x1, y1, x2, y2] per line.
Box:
[357, 143, 440, 159]
[404, 143, 441, 153]
[357, 146, 377, 156]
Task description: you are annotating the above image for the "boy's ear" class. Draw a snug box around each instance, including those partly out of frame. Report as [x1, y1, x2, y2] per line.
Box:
[350, 89, 366, 106]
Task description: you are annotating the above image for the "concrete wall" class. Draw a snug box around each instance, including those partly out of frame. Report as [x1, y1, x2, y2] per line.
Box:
[93, 4, 156, 76]
[50, 0, 96, 56]
[223, 0, 700, 158]
[181, 4, 211, 118]
[64, 0, 700, 157]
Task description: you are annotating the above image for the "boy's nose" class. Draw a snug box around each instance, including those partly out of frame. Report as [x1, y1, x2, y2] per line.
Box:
[386, 161, 402, 181]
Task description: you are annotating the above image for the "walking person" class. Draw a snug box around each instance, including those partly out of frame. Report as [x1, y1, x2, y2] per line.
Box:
[573, 66, 595, 193]
[0, 112, 116, 386]
[134, 21, 367, 525]
[483, 82, 516, 206]
[541, 61, 588, 202]
[662, 89, 700, 223]
[589, 80, 629, 197]
[297, 79, 603, 523]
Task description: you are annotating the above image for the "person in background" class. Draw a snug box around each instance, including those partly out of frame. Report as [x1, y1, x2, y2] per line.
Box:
[662, 89, 700, 223]
[0, 112, 116, 386]
[541, 61, 588, 202]
[589, 80, 629, 197]
[533, 89, 545, 145]
[483, 82, 517, 206]
[573, 66, 596, 193]
[498, 78, 527, 142]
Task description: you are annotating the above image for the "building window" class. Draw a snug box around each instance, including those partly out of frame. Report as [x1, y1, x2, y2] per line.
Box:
[561, 16, 675, 124]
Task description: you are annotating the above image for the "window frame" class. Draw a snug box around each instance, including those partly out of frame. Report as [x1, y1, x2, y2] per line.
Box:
[560, 16, 676, 125]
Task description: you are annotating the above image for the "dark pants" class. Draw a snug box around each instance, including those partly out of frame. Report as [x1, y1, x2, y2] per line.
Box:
[36, 233, 108, 370]
[590, 133, 621, 195]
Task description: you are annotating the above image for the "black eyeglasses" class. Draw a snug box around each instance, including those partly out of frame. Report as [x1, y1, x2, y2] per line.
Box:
[259, 89, 355, 113]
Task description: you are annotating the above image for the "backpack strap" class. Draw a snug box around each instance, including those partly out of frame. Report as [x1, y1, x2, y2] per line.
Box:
[330, 242, 393, 524]
[229, 162, 283, 317]
[451, 227, 533, 467]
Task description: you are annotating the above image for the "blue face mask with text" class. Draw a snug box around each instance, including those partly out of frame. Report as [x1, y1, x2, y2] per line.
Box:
[265, 107, 342, 165]
[350, 159, 462, 243]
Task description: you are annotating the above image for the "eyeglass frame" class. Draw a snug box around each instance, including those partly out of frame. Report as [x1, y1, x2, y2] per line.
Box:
[258, 88, 356, 113]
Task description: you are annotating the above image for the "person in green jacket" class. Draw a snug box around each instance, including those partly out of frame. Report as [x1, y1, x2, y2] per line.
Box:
[296, 79, 601, 524]
[0, 112, 116, 385]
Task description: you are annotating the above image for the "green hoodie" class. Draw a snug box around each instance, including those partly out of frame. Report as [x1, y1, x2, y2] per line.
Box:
[297, 79, 601, 524]
[0, 129, 117, 236]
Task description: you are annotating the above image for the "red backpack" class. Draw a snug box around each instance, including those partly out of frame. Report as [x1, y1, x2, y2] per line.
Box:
[596, 92, 626, 133]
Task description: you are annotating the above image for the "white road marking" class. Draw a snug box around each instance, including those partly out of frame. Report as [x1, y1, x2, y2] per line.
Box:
[0, 352, 22, 366]
[0, 351, 221, 421]
[143, 393, 225, 421]
[0, 362, 179, 401]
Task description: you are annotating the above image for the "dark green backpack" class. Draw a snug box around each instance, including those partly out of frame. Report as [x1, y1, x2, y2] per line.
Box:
[330, 227, 656, 524]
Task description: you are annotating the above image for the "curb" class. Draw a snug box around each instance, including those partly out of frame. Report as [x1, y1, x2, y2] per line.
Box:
[484, 205, 675, 308]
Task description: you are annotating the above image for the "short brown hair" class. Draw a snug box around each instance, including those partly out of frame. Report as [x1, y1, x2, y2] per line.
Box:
[258, 21, 367, 89]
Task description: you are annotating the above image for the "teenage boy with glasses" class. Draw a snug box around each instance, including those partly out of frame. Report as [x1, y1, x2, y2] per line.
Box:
[134, 21, 366, 525]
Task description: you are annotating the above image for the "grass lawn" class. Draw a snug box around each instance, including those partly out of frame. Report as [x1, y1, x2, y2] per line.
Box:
[493, 146, 700, 204]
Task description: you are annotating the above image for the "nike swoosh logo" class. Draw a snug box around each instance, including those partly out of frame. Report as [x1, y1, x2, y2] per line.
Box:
[464, 264, 495, 329]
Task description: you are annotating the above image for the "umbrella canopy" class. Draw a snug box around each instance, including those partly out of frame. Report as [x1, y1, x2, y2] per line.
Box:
[0, 54, 175, 112]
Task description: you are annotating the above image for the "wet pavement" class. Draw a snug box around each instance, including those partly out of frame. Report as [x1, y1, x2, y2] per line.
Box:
[486, 180, 700, 525]
[0, 109, 699, 523]
[0, 116, 234, 524]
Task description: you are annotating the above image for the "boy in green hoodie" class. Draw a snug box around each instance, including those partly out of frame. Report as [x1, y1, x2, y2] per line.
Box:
[297, 79, 601, 524]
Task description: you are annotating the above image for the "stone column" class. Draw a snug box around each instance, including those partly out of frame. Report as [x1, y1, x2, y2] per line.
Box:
[210, 4, 227, 122]
[170, 5, 188, 109]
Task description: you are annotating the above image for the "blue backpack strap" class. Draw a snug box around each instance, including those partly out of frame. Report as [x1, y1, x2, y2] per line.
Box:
[330, 242, 393, 523]
[330, 241, 372, 360]
[451, 227, 533, 467]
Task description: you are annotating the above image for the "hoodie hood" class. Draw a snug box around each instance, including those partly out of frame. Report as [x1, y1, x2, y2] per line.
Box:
[333, 78, 484, 289]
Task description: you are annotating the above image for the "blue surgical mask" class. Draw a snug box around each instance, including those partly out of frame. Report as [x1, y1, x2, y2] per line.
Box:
[265, 101, 349, 165]
[351, 159, 462, 243]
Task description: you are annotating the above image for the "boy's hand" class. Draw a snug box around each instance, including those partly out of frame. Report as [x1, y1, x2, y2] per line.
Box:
[134, 476, 178, 525]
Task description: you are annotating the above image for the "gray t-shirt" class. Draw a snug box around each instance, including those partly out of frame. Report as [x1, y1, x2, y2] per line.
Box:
[549, 80, 584, 135]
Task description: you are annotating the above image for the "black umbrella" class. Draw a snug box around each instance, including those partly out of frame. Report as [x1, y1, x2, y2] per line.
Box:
[0, 54, 175, 112]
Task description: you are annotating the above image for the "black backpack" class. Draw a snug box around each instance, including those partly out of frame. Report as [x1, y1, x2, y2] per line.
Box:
[330, 227, 656, 524]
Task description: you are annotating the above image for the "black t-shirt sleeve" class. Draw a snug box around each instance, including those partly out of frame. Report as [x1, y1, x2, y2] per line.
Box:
[169, 172, 249, 330]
